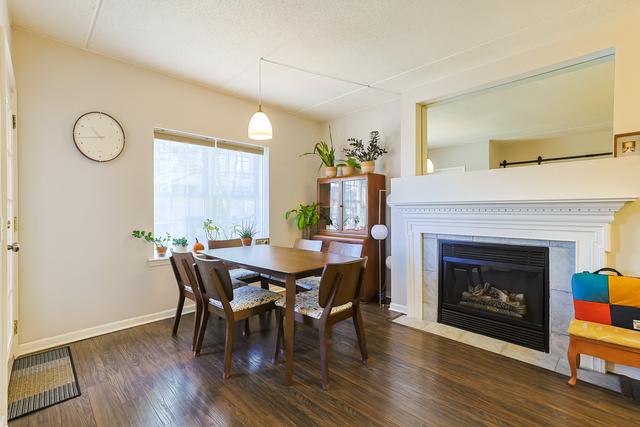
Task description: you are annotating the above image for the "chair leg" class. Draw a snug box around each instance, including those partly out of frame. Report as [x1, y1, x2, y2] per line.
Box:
[172, 294, 185, 336]
[194, 311, 209, 357]
[319, 326, 332, 390]
[243, 318, 251, 336]
[224, 319, 235, 379]
[273, 308, 284, 364]
[567, 336, 580, 386]
[353, 307, 368, 363]
[260, 277, 270, 290]
[191, 303, 202, 351]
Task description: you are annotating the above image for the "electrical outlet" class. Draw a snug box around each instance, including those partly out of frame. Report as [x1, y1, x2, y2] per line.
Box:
[633, 320, 640, 331]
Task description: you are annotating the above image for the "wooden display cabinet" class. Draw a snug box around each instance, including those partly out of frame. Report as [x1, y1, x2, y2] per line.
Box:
[312, 173, 386, 301]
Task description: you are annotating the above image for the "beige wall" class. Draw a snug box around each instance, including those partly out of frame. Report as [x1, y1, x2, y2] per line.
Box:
[14, 30, 321, 345]
[429, 141, 489, 172]
[490, 128, 612, 169]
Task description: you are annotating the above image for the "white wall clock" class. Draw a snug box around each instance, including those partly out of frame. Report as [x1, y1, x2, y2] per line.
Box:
[73, 112, 125, 162]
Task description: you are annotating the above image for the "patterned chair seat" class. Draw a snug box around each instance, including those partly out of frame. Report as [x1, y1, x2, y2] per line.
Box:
[275, 289, 352, 319]
[229, 268, 261, 283]
[209, 285, 280, 312]
[296, 276, 320, 290]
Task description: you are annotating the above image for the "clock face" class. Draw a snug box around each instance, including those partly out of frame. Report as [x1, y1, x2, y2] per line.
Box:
[73, 112, 125, 162]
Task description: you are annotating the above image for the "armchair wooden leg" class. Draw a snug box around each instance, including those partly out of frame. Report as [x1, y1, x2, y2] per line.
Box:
[567, 335, 580, 386]
[194, 311, 209, 357]
[224, 319, 235, 379]
[353, 307, 368, 363]
[273, 308, 284, 364]
[319, 326, 332, 390]
[243, 318, 251, 336]
[172, 294, 185, 337]
[192, 302, 202, 351]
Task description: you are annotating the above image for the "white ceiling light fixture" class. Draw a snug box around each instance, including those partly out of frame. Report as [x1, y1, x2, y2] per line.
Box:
[248, 57, 272, 140]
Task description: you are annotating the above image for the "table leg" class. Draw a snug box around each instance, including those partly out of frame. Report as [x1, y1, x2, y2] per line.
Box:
[284, 274, 295, 385]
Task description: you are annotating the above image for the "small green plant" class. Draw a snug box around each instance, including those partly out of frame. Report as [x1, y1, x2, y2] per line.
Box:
[131, 230, 171, 248]
[344, 131, 388, 161]
[172, 237, 188, 247]
[301, 140, 337, 168]
[337, 157, 361, 169]
[285, 203, 320, 238]
[236, 221, 258, 239]
[203, 219, 220, 241]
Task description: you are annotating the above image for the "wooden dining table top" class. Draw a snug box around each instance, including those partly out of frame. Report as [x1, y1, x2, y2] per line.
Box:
[199, 244, 359, 277]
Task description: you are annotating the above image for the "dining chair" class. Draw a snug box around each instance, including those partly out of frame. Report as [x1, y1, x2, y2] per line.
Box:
[208, 238, 261, 284]
[293, 238, 323, 251]
[169, 252, 203, 350]
[190, 257, 281, 378]
[273, 258, 368, 389]
[296, 241, 364, 291]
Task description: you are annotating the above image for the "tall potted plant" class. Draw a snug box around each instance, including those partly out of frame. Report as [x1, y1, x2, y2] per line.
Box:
[301, 140, 338, 177]
[131, 230, 172, 257]
[285, 203, 320, 239]
[344, 130, 388, 173]
[203, 219, 220, 249]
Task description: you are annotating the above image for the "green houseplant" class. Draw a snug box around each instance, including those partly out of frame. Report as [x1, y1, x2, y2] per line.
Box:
[337, 157, 361, 176]
[203, 219, 220, 248]
[172, 237, 189, 253]
[236, 221, 258, 246]
[131, 230, 172, 257]
[301, 139, 338, 177]
[285, 203, 320, 238]
[344, 130, 388, 173]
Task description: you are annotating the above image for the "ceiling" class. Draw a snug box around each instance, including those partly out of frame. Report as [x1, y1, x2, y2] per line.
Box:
[9, 0, 638, 121]
[427, 56, 615, 147]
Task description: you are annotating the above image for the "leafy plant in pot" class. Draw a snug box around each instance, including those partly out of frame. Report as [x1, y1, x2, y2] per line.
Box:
[203, 219, 220, 249]
[285, 203, 320, 239]
[131, 230, 172, 257]
[301, 138, 338, 177]
[337, 157, 361, 176]
[344, 130, 388, 173]
[236, 222, 257, 246]
[172, 237, 189, 253]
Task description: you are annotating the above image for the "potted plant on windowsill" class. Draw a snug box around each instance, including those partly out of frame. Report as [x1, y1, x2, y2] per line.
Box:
[285, 203, 320, 239]
[236, 222, 258, 246]
[301, 137, 338, 178]
[172, 237, 189, 253]
[338, 157, 361, 176]
[203, 219, 220, 249]
[131, 230, 172, 257]
[344, 130, 388, 173]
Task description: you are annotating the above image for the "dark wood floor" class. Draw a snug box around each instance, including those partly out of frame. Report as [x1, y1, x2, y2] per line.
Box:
[10, 304, 640, 426]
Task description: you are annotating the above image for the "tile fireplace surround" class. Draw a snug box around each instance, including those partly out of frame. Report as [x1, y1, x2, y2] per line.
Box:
[388, 156, 640, 390]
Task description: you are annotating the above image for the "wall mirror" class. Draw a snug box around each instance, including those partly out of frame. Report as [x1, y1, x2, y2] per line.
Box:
[421, 55, 615, 173]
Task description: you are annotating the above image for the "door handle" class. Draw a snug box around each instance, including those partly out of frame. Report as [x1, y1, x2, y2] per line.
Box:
[7, 242, 19, 252]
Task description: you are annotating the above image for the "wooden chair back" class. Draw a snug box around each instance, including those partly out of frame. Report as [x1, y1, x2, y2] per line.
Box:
[208, 238, 243, 249]
[193, 257, 234, 303]
[328, 241, 364, 257]
[170, 252, 196, 290]
[318, 258, 366, 308]
[294, 238, 322, 252]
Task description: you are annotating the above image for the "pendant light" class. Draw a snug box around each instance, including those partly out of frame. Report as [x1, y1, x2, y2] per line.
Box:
[248, 58, 273, 140]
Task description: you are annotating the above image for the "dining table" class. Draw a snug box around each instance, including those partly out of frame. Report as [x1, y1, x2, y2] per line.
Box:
[198, 244, 359, 385]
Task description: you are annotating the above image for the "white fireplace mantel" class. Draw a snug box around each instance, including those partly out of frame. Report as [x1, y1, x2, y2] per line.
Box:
[388, 156, 640, 317]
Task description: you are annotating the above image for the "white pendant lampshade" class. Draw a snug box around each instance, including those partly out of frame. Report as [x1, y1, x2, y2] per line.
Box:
[426, 158, 435, 174]
[248, 108, 272, 140]
[248, 58, 273, 140]
[371, 224, 389, 240]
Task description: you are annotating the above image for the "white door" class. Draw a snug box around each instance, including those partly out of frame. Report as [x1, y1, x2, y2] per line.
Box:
[0, 29, 17, 425]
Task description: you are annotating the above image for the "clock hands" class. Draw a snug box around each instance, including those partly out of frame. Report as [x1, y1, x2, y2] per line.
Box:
[90, 126, 104, 139]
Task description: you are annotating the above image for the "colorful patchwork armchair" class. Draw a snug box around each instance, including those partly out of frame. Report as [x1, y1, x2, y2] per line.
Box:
[568, 268, 640, 386]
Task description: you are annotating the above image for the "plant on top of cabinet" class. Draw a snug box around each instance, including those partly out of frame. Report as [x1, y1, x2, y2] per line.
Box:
[131, 230, 172, 258]
[285, 203, 320, 239]
[337, 157, 361, 176]
[301, 139, 338, 178]
[235, 221, 258, 246]
[344, 130, 388, 173]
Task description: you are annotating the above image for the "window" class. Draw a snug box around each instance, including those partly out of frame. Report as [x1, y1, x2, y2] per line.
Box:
[154, 130, 268, 249]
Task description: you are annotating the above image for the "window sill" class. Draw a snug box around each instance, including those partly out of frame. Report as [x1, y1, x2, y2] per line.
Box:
[147, 257, 170, 267]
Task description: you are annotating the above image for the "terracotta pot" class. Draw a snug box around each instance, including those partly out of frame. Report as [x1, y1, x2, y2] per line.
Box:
[361, 160, 375, 173]
[155, 246, 168, 257]
[241, 237, 253, 246]
[172, 245, 188, 253]
[341, 165, 355, 176]
[324, 166, 337, 178]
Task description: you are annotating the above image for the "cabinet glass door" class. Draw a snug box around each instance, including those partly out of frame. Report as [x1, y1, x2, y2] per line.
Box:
[342, 179, 367, 232]
[318, 181, 340, 231]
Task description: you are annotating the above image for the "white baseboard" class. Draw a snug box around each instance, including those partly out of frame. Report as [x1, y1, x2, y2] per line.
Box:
[389, 303, 408, 314]
[17, 304, 196, 356]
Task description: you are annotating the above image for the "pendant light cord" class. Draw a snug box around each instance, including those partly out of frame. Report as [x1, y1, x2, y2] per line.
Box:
[258, 57, 263, 111]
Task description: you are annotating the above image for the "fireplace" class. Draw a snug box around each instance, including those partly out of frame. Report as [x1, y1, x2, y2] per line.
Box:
[438, 240, 549, 352]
